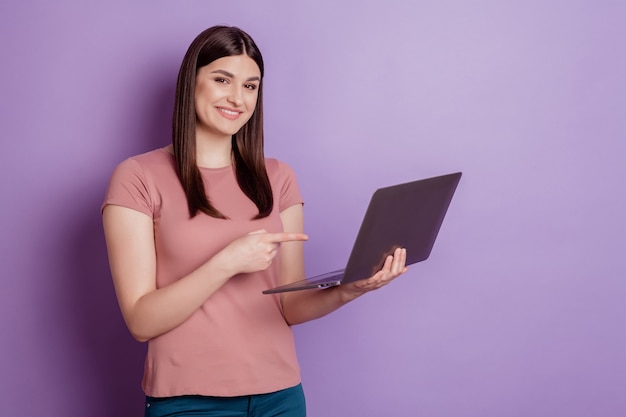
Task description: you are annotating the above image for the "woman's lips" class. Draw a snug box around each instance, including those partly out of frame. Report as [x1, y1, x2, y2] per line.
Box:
[216, 107, 242, 120]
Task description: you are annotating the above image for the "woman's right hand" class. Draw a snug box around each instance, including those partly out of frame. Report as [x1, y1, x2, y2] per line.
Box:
[214, 229, 308, 276]
[104, 205, 309, 341]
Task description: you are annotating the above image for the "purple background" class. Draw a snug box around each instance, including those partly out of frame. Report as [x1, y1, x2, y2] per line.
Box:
[2, 1, 625, 416]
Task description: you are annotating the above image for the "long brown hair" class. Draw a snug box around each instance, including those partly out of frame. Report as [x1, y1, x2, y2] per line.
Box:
[172, 26, 272, 219]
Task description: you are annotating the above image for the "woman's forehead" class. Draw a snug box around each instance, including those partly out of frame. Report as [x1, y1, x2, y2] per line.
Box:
[200, 55, 261, 79]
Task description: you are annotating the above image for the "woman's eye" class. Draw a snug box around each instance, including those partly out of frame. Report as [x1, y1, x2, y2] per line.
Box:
[245, 84, 258, 90]
[214, 78, 229, 84]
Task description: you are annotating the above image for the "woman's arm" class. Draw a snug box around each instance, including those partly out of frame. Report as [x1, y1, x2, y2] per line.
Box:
[103, 204, 306, 342]
[278, 204, 408, 325]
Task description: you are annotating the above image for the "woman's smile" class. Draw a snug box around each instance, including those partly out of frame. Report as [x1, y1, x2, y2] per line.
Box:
[216, 106, 243, 120]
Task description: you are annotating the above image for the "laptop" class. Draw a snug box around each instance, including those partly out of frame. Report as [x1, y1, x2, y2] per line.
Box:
[262, 172, 462, 294]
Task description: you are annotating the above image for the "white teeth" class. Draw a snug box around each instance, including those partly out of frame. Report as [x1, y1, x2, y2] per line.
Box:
[219, 108, 238, 115]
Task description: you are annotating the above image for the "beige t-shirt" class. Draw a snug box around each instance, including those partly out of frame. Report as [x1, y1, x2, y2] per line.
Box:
[103, 148, 303, 397]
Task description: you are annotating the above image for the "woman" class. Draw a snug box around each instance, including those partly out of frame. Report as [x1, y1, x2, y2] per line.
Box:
[102, 25, 408, 417]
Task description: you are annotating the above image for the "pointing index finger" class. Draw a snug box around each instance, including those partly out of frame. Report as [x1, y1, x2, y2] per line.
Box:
[265, 232, 309, 243]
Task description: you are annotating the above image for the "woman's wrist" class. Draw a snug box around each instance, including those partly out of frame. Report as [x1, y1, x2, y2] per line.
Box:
[335, 283, 367, 304]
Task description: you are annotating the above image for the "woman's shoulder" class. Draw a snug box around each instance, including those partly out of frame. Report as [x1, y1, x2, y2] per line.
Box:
[264, 158, 302, 206]
[265, 158, 300, 186]
[265, 157, 295, 175]
[126, 147, 173, 167]
[113, 147, 174, 175]
[108, 147, 175, 186]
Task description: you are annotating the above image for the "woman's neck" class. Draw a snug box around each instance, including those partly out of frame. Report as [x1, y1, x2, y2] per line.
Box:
[195, 133, 233, 168]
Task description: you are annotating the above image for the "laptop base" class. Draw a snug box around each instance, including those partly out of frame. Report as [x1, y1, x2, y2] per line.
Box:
[262, 269, 345, 294]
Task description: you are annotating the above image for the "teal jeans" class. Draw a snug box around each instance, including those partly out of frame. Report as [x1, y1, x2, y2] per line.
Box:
[144, 384, 306, 417]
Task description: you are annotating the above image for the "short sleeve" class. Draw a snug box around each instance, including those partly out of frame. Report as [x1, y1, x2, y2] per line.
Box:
[101, 157, 154, 218]
[275, 160, 304, 212]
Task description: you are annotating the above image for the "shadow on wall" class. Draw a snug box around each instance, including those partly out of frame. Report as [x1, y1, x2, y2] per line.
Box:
[63, 199, 147, 416]
[139, 72, 176, 153]
[53, 77, 174, 415]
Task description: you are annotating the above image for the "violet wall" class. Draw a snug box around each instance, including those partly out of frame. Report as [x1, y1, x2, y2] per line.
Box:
[1, 1, 624, 416]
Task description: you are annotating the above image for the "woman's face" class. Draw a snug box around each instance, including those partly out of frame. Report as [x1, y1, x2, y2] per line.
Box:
[194, 54, 261, 140]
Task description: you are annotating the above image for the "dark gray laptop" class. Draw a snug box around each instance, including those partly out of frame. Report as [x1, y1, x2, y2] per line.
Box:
[262, 172, 462, 294]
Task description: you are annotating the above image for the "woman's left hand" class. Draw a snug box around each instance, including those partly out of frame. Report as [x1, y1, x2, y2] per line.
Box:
[339, 247, 408, 300]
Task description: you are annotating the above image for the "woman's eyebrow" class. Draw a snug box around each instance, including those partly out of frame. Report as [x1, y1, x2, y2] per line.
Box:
[210, 69, 260, 82]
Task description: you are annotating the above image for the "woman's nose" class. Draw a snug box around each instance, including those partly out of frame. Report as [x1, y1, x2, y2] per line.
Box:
[227, 86, 243, 106]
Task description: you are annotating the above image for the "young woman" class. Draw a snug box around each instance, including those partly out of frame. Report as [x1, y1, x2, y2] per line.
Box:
[102, 25, 408, 417]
